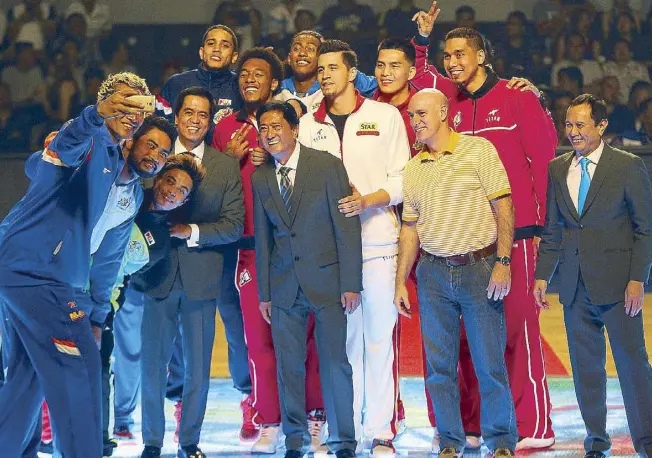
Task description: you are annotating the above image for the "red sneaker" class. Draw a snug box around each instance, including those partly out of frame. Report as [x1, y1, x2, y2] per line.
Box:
[174, 401, 182, 444]
[239, 397, 259, 442]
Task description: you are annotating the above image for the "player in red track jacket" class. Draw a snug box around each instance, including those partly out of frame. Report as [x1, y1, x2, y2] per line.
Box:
[410, 2, 558, 450]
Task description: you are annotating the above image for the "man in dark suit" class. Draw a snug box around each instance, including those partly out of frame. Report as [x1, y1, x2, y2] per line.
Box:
[135, 87, 245, 458]
[534, 94, 652, 458]
[252, 101, 362, 458]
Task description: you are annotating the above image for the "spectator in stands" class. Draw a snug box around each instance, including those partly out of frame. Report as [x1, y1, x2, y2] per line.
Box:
[37, 53, 81, 137]
[5, 0, 57, 58]
[530, 42, 553, 86]
[557, 66, 584, 95]
[533, 0, 565, 43]
[553, 90, 575, 144]
[554, 7, 601, 61]
[379, 0, 421, 40]
[628, 80, 652, 112]
[604, 11, 646, 59]
[634, 96, 652, 143]
[318, 0, 377, 71]
[66, 0, 111, 40]
[496, 11, 535, 78]
[0, 82, 31, 152]
[150, 60, 182, 96]
[596, 0, 644, 38]
[455, 5, 477, 28]
[79, 66, 105, 108]
[100, 38, 137, 76]
[0, 8, 8, 50]
[295, 9, 317, 33]
[1, 42, 43, 106]
[267, 0, 304, 42]
[551, 32, 603, 90]
[600, 75, 635, 134]
[52, 12, 90, 64]
[57, 38, 87, 97]
[213, 0, 262, 52]
[603, 38, 650, 102]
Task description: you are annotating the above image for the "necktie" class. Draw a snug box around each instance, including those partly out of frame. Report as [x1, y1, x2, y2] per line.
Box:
[279, 166, 293, 213]
[577, 157, 591, 214]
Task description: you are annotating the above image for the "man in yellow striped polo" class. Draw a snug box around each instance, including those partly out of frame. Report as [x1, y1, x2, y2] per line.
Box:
[393, 89, 518, 458]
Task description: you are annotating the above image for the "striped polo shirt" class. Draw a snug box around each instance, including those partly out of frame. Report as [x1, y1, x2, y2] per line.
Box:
[402, 131, 511, 257]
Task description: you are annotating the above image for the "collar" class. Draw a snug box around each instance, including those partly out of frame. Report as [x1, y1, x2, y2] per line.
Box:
[174, 137, 205, 161]
[281, 77, 320, 96]
[118, 163, 140, 186]
[417, 131, 460, 162]
[313, 90, 366, 124]
[372, 85, 416, 112]
[197, 64, 235, 83]
[275, 142, 301, 172]
[572, 140, 605, 167]
[459, 68, 500, 100]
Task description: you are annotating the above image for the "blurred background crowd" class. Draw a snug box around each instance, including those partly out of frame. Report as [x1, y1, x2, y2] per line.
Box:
[0, 0, 650, 154]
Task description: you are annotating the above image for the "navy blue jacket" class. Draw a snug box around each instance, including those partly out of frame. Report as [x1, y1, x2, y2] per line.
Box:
[0, 105, 140, 325]
[155, 64, 243, 127]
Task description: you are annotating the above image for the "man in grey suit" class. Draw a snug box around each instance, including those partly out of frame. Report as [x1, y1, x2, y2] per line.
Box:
[534, 94, 652, 458]
[135, 87, 245, 458]
[252, 101, 362, 458]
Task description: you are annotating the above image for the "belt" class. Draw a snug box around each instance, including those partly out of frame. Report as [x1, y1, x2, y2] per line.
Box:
[421, 243, 496, 267]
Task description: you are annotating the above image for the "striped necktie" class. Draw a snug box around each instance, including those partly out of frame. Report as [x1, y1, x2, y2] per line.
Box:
[279, 166, 293, 213]
[577, 157, 591, 214]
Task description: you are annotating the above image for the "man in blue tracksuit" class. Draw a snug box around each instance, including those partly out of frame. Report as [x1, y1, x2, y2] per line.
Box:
[0, 72, 174, 458]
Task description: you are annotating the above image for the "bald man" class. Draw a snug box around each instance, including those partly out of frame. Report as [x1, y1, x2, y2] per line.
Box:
[394, 90, 518, 458]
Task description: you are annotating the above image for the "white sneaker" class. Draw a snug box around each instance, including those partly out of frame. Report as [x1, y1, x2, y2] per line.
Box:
[395, 419, 407, 441]
[432, 428, 441, 454]
[308, 410, 326, 453]
[515, 437, 555, 450]
[465, 435, 481, 450]
[251, 425, 282, 454]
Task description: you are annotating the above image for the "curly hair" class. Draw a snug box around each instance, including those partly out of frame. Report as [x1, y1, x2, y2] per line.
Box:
[96, 72, 150, 103]
[236, 47, 285, 84]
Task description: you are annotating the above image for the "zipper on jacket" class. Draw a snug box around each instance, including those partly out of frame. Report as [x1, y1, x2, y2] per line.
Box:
[472, 99, 477, 135]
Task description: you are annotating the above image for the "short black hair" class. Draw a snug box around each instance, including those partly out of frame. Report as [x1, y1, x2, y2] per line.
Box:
[133, 116, 177, 145]
[156, 152, 207, 198]
[236, 47, 285, 84]
[202, 24, 238, 50]
[286, 98, 308, 117]
[318, 39, 358, 69]
[569, 93, 608, 126]
[565, 32, 586, 47]
[173, 86, 217, 122]
[558, 66, 584, 89]
[507, 10, 527, 25]
[290, 29, 323, 47]
[445, 27, 486, 53]
[378, 37, 416, 66]
[455, 5, 475, 18]
[256, 101, 300, 129]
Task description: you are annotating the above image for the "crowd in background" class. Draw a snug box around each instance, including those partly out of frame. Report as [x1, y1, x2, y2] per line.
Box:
[0, 0, 650, 153]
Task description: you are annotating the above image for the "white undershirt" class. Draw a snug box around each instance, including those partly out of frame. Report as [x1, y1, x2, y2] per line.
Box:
[566, 140, 604, 211]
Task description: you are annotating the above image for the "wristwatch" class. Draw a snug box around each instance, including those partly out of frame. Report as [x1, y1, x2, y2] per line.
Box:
[496, 256, 511, 266]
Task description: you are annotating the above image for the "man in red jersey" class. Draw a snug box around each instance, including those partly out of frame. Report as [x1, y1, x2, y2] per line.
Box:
[211, 47, 326, 455]
[410, 2, 558, 451]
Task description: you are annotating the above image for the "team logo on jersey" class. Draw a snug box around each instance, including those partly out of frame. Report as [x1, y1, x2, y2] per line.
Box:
[143, 231, 156, 246]
[239, 269, 252, 287]
[128, 240, 145, 255]
[214, 108, 233, 124]
[312, 101, 321, 111]
[453, 111, 462, 129]
[486, 109, 500, 123]
[67, 301, 77, 309]
[117, 197, 133, 211]
[313, 128, 327, 143]
[356, 122, 380, 136]
[69, 310, 86, 322]
[218, 98, 232, 106]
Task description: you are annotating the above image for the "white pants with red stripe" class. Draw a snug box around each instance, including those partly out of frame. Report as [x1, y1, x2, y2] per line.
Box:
[346, 254, 399, 442]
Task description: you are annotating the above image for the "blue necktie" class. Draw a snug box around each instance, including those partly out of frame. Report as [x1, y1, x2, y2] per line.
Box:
[279, 166, 293, 213]
[577, 157, 591, 214]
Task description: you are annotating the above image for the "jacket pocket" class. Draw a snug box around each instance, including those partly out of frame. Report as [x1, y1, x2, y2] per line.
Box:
[318, 250, 339, 267]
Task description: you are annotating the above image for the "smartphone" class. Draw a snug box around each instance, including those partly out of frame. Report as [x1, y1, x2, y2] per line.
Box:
[128, 95, 156, 113]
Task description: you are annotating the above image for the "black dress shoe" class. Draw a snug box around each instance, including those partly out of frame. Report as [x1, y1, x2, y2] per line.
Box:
[140, 446, 162, 458]
[178, 445, 207, 458]
[285, 450, 306, 458]
[336, 449, 356, 458]
[585, 452, 607, 458]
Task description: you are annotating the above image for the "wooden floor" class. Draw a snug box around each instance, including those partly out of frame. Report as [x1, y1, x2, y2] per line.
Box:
[210, 293, 652, 378]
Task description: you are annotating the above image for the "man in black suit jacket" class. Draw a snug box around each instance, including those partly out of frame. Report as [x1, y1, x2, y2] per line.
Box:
[534, 94, 652, 458]
[252, 101, 362, 458]
[135, 87, 245, 458]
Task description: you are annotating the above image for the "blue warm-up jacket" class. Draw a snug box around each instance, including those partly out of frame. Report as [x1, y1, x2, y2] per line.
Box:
[0, 105, 141, 325]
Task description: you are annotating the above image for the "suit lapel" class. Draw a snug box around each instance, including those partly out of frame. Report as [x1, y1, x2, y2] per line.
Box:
[559, 153, 580, 222]
[265, 163, 292, 228]
[289, 148, 311, 226]
[580, 145, 613, 217]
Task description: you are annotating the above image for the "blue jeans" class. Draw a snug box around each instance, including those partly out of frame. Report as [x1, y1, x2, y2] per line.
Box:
[417, 252, 517, 452]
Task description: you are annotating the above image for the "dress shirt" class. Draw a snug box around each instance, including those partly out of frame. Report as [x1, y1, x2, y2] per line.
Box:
[174, 138, 206, 247]
[274, 142, 301, 191]
[567, 140, 604, 211]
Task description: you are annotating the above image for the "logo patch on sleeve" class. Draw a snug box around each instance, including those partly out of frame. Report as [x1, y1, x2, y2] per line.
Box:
[214, 108, 234, 124]
[52, 338, 81, 356]
[144, 231, 156, 246]
[356, 122, 380, 136]
[69, 310, 86, 321]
